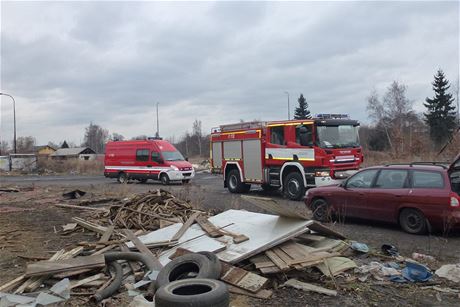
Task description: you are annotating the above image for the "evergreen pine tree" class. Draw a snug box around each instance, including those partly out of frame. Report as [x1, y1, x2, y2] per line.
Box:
[294, 94, 312, 119]
[424, 69, 457, 148]
[61, 140, 69, 148]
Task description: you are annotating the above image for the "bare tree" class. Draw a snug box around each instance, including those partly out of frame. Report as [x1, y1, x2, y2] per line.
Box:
[0, 141, 9, 155]
[366, 81, 415, 154]
[16, 136, 36, 153]
[110, 133, 125, 141]
[82, 122, 109, 153]
[192, 119, 203, 156]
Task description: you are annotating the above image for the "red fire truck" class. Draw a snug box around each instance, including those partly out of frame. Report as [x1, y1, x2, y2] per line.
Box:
[104, 138, 194, 184]
[210, 114, 363, 200]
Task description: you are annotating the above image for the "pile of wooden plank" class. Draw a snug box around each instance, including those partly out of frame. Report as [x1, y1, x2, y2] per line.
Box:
[107, 189, 205, 231]
[0, 193, 362, 305]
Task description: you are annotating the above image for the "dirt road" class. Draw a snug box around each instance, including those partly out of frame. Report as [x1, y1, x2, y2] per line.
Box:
[1, 173, 460, 306]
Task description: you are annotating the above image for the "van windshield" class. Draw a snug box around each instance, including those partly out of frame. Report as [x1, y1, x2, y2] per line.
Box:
[162, 151, 185, 161]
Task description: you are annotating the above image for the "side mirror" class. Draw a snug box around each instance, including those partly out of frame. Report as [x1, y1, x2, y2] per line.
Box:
[340, 181, 347, 189]
[185, 157, 189, 161]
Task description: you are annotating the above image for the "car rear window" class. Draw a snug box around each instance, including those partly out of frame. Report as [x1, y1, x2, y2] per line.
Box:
[412, 171, 444, 188]
[375, 170, 408, 189]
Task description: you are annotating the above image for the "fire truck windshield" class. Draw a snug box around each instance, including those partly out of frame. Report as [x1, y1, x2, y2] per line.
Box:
[316, 125, 360, 148]
[162, 151, 185, 161]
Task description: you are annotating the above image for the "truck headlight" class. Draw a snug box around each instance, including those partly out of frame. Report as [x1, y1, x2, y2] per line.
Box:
[315, 171, 330, 177]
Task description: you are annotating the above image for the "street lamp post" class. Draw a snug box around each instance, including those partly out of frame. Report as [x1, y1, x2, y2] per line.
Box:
[284, 91, 290, 120]
[0, 92, 17, 153]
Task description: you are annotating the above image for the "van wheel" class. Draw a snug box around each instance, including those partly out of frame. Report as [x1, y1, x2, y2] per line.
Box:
[117, 172, 128, 184]
[283, 172, 305, 201]
[161, 174, 170, 185]
[399, 208, 427, 235]
[227, 169, 249, 193]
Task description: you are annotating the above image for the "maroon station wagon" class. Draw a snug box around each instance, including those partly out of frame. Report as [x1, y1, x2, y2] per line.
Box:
[305, 155, 460, 234]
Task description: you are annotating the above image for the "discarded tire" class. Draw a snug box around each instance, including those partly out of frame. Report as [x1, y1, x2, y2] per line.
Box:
[197, 251, 222, 278]
[155, 278, 229, 307]
[155, 253, 221, 289]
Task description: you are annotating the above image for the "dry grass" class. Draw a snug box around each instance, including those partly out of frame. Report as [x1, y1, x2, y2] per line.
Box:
[37, 158, 104, 175]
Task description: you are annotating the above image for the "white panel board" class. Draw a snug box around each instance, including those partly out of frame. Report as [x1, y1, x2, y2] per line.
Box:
[130, 210, 313, 265]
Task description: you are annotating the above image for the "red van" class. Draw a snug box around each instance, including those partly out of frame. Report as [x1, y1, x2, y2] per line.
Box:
[104, 139, 195, 184]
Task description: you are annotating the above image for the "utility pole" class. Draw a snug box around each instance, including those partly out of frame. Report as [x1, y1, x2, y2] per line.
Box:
[0, 92, 17, 153]
[155, 102, 160, 138]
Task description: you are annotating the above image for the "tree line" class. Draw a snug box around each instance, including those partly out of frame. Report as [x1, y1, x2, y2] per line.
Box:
[1, 69, 458, 158]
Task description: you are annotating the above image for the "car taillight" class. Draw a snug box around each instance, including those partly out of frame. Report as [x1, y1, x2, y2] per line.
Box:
[450, 195, 460, 207]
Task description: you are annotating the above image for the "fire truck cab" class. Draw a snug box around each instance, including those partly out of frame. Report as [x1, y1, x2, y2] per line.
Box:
[104, 138, 195, 184]
[210, 114, 362, 200]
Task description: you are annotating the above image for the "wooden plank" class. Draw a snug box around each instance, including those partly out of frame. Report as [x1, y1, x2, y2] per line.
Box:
[227, 285, 273, 299]
[72, 217, 107, 234]
[219, 229, 249, 244]
[99, 225, 115, 243]
[195, 215, 223, 238]
[171, 212, 202, 242]
[241, 195, 309, 219]
[286, 252, 339, 266]
[316, 257, 357, 277]
[0, 275, 26, 292]
[283, 279, 337, 296]
[55, 203, 108, 211]
[265, 250, 290, 271]
[69, 273, 105, 289]
[25, 255, 105, 277]
[307, 221, 346, 240]
[124, 229, 163, 270]
[16, 247, 84, 293]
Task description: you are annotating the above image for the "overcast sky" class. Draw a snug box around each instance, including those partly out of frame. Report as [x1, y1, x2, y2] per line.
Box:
[0, 0, 459, 146]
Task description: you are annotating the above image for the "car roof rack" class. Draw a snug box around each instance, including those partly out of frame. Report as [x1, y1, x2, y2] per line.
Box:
[383, 162, 448, 169]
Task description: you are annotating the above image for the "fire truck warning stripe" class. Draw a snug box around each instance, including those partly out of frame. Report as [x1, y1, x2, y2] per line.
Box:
[265, 148, 315, 160]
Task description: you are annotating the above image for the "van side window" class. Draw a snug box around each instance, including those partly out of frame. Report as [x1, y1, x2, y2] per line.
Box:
[270, 126, 285, 145]
[412, 171, 444, 188]
[151, 151, 162, 163]
[136, 149, 149, 162]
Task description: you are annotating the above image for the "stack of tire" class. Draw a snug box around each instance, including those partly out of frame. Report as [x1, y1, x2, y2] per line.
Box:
[155, 252, 229, 307]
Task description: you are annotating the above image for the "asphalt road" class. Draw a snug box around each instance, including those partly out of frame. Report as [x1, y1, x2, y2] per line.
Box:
[2, 172, 460, 263]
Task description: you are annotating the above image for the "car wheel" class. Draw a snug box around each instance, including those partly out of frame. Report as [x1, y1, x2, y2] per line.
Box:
[117, 172, 128, 184]
[311, 198, 331, 222]
[161, 173, 170, 185]
[399, 208, 427, 235]
[283, 172, 305, 201]
[155, 254, 222, 289]
[155, 279, 229, 307]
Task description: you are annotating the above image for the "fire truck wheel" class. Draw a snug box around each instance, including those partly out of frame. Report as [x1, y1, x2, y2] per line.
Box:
[227, 169, 245, 193]
[283, 172, 305, 201]
[161, 174, 170, 185]
[117, 172, 128, 184]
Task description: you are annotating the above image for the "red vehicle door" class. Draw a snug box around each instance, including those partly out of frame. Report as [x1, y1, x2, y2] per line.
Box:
[404, 170, 449, 229]
[336, 169, 379, 219]
[365, 169, 409, 222]
[149, 144, 164, 180]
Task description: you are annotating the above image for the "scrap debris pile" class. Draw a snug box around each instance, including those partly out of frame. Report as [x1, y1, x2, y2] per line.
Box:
[1, 192, 460, 306]
[108, 189, 200, 231]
